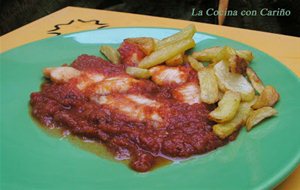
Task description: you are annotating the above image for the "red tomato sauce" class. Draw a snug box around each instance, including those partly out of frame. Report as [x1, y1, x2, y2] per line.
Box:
[30, 54, 235, 172]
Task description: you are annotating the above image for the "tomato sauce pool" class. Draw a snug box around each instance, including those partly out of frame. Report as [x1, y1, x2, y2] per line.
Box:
[30, 53, 235, 172]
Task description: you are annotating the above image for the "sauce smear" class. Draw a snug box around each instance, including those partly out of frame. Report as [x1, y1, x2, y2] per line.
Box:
[30, 54, 235, 172]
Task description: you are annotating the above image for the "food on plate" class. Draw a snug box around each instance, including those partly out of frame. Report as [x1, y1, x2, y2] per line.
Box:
[246, 107, 277, 131]
[192, 46, 253, 63]
[43, 66, 81, 83]
[228, 55, 249, 75]
[138, 38, 195, 69]
[212, 100, 254, 139]
[124, 37, 156, 55]
[252, 86, 280, 109]
[187, 55, 204, 71]
[125, 66, 151, 79]
[165, 53, 184, 66]
[100, 45, 121, 65]
[214, 46, 237, 63]
[156, 24, 196, 50]
[30, 25, 279, 172]
[209, 91, 241, 123]
[246, 67, 265, 93]
[149, 65, 189, 85]
[192, 46, 222, 62]
[197, 68, 219, 104]
[236, 50, 253, 62]
[214, 61, 255, 102]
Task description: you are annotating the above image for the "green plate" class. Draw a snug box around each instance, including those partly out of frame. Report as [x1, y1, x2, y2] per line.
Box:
[1, 27, 300, 190]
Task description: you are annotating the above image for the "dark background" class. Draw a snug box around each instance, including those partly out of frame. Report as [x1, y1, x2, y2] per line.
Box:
[1, 0, 299, 37]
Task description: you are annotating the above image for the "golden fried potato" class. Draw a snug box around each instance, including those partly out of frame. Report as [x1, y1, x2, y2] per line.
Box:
[187, 55, 204, 71]
[165, 54, 184, 66]
[214, 61, 255, 102]
[214, 46, 237, 63]
[236, 50, 254, 62]
[125, 66, 151, 79]
[198, 68, 219, 104]
[246, 107, 277, 131]
[252, 86, 280, 109]
[228, 55, 248, 75]
[213, 101, 253, 139]
[192, 46, 253, 64]
[218, 91, 224, 101]
[138, 38, 195, 69]
[100, 45, 121, 64]
[125, 37, 155, 55]
[209, 91, 241, 123]
[192, 46, 222, 62]
[246, 67, 265, 94]
[156, 24, 196, 50]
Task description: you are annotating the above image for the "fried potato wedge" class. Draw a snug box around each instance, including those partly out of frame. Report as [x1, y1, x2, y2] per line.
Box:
[246, 107, 277, 131]
[209, 91, 241, 123]
[187, 55, 204, 71]
[100, 45, 121, 64]
[192, 46, 222, 62]
[156, 24, 196, 50]
[212, 46, 249, 75]
[213, 101, 253, 139]
[166, 53, 184, 66]
[125, 37, 155, 55]
[125, 66, 151, 79]
[228, 55, 248, 75]
[246, 67, 265, 94]
[214, 46, 237, 63]
[138, 38, 195, 69]
[236, 50, 253, 62]
[192, 46, 253, 64]
[198, 68, 219, 104]
[252, 86, 280, 109]
[214, 61, 255, 102]
[218, 91, 224, 101]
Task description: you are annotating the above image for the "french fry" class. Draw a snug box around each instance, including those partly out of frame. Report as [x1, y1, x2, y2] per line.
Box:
[214, 61, 255, 102]
[125, 37, 155, 55]
[246, 67, 265, 94]
[216, 47, 253, 63]
[187, 55, 204, 71]
[209, 91, 241, 123]
[192, 46, 222, 62]
[236, 50, 253, 62]
[213, 46, 237, 63]
[252, 86, 280, 109]
[198, 68, 219, 104]
[166, 54, 184, 66]
[138, 38, 195, 69]
[214, 47, 249, 75]
[213, 101, 253, 139]
[246, 107, 277, 131]
[100, 45, 121, 64]
[156, 24, 196, 50]
[125, 66, 151, 79]
[228, 55, 248, 75]
[192, 46, 253, 64]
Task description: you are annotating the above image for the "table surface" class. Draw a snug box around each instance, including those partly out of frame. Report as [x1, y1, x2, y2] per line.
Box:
[0, 6, 299, 189]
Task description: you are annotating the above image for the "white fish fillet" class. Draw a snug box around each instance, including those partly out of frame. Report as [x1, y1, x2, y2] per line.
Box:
[173, 82, 201, 105]
[93, 76, 138, 95]
[43, 67, 81, 83]
[150, 66, 188, 85]
[92, 94, 162, 123]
